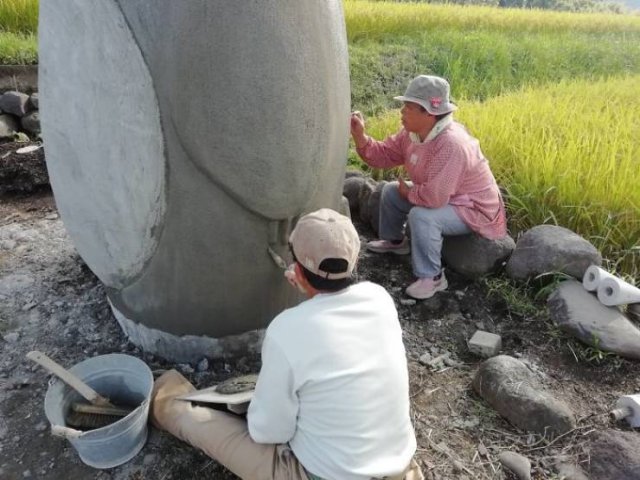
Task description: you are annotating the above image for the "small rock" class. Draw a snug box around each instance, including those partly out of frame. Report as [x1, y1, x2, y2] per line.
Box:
[21, 301, 37, 311]
[498, 451, 531, 480]
[443, 356, 461, 367]
[45, 213, 59, 221]
[3, 332, 19, 343]
[418, 352, 432, 365]
[427, 352, 451, 368]
[142, 453, 157, 466]
[477, 442, 489, 457]
[22, 470, 32, 478]
[556, 461, 589, 480]
[468, 330, 502, 358]
[179, 364, 194, 374]
[34, 422, 47, 432]
[196, 358, 209, 372]
[400, 298, 417, 306]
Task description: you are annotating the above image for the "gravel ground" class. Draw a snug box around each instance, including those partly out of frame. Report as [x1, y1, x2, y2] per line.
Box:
[1, 189, 638, 480]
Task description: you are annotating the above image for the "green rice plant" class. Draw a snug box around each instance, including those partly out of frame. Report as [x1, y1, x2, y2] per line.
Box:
[0, 0, 38, 34]
[0, 30, 36, 64]
[354, 76, 639, 279]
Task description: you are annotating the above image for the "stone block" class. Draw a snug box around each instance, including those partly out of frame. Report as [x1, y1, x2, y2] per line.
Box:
[468, 330, 502, 358]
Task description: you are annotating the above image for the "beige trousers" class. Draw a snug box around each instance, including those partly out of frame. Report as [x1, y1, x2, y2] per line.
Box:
[150, 370, 424, 480]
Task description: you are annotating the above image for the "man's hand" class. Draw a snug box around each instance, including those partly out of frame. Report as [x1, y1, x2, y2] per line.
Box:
[350, 111, 368, 149]
[398, 177, 411, 200]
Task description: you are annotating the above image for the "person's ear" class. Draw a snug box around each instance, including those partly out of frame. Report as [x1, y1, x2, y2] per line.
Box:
[294, 263, 318, 296]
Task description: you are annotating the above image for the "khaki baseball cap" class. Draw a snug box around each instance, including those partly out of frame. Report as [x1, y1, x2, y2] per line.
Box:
[394, 75, 457, 115]
[289, 208, 360, 280]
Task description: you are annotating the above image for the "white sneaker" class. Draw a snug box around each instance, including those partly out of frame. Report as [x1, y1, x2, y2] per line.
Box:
[366, 237, 410, 255]
[405, 272, 448, 299]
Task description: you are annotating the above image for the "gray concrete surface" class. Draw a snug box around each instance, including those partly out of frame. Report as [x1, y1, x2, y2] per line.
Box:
[39, 0, 350, 359]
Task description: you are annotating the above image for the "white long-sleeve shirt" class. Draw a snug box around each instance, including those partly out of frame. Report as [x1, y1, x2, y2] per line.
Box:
[247, 282, 416, 480]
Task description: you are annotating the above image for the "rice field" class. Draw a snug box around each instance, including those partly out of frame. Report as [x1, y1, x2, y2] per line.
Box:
[0, 0, 38, 34]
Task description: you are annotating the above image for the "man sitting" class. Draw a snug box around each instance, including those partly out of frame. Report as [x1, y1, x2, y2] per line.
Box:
[151, 208, 423, 480]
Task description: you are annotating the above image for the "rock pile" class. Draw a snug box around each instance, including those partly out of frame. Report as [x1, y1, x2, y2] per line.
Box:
[0, 90, 40, 141]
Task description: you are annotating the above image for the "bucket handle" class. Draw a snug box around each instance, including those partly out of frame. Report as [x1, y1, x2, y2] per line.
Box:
[51, 424, 84, 439]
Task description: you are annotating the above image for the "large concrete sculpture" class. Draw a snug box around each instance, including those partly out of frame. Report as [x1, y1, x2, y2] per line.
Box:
[39, 1, 350, 361]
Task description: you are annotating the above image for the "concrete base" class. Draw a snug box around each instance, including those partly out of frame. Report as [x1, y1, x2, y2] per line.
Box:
[111, 301, 264, 363]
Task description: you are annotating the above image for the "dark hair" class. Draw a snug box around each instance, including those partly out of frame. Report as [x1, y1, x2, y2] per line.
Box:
[435, 112, 452, 121]
[289, 244, 355, 292]
[298, 260, 356, 292]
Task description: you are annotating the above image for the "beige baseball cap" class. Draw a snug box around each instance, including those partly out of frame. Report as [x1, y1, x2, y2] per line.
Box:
[289, 208, 360, 280]
[394, 75, 457, 115]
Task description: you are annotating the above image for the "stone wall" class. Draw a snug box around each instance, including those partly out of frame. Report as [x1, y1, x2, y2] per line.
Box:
[0, 90, 40, 141]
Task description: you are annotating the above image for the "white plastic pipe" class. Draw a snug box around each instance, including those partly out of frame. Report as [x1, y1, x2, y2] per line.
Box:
[582, 265, 616, 292]
[610, 394, 640, 428]
[597, 277, 640, 306]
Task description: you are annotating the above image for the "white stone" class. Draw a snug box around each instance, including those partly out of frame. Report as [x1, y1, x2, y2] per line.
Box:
[468, 330, 502, 358]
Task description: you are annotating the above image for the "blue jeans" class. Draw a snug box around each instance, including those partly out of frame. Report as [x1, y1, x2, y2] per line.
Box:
[379, 182, 471, 278]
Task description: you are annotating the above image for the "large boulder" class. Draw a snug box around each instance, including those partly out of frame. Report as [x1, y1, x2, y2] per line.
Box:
[343, 176, 366, 213]
[506, 225, 601, 281]
[0, 91, 31, 117]
[367, 180, 387, 235]
[442, 234, 515, 279]
[357, 177, 377, 225]
[586, 430, 640, 480]
[548, 280, 640, 359]
[29, 92, 39, 109]
[472, 355, 576, 437]
[21, 111, 40, 135]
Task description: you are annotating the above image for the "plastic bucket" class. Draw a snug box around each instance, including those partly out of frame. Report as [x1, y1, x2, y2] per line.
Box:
[43, 353, 153, 469]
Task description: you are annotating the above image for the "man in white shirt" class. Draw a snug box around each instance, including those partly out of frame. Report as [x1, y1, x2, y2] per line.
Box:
[151, 208, 423, 480]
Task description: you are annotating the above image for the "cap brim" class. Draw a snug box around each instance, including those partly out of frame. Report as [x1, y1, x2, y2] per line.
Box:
[393, 95, 457, 114]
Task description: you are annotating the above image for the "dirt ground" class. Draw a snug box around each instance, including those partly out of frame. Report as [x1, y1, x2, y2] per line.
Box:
[1, 184, 639, 480]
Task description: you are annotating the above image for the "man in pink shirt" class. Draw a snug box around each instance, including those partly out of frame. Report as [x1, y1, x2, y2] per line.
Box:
[350, 75, 507, 299]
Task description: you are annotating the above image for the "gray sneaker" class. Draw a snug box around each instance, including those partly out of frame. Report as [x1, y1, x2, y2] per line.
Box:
[366, 237, 410, 255]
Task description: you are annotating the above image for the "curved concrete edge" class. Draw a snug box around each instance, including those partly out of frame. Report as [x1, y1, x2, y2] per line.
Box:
[110, 300, 265, 363]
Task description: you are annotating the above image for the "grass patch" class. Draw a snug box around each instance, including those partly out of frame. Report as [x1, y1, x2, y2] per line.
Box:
[0, 0, 38, 34]
[0, 30, 36, 64]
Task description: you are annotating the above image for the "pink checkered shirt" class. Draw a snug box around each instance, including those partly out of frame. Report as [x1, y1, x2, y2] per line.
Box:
[356, 121, 507, 240]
